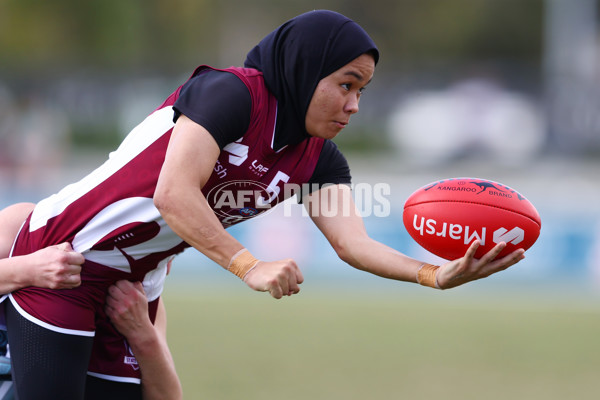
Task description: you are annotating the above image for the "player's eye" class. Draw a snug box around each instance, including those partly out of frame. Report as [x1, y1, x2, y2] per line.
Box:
[341, 83, 366, 95]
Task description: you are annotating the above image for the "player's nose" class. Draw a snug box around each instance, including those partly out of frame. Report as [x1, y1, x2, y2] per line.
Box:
[345, 94, 359, 114]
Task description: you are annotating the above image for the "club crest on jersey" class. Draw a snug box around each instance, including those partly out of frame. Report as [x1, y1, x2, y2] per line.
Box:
[123, 340, 139, 371]
[239, 207, 259, 217]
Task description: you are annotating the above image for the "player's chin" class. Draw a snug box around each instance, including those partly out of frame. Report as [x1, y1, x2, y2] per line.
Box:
[322, 125, 344, 139]
[307, 123, 343, 140]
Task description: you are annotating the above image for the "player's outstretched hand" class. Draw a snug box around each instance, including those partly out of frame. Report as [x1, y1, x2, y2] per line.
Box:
[28, 242, 84, 289]
[243, 259, 304, 299]
[436, 240, 525, 289]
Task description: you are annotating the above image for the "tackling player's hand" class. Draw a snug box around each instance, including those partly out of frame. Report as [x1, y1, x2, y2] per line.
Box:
[105, 280, 152, 338]
[242, 259, 304, 299]
[436, 240, 525, 289]
[27, 242, 84, 289]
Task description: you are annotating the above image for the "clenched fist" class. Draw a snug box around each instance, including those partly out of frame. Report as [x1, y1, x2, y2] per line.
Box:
[243, 259, 304, 299]
[26, 242, 84, 289]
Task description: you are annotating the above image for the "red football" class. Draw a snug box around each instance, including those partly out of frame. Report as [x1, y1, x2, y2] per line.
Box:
[403, 177, 541, 260]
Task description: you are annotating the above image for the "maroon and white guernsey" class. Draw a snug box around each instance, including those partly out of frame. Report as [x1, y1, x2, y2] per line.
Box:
[7, 65, 324, 382]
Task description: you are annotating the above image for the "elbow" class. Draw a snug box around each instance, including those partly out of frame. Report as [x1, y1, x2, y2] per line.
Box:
[334, 243, 352, 265]
[333, 238, 359, 267]
[153, 186, 177, 221]
[153, 183, 174, 214]
[332, 236, 372, 271]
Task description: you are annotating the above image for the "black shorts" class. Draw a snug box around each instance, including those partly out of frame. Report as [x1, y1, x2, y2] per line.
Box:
[6, 300, 142, 400]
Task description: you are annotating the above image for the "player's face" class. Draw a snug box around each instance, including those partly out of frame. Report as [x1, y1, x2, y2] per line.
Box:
[305, 53, 375, 139]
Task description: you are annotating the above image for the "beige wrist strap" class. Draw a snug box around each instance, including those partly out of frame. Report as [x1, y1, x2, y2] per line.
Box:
[416, 263, 441, 289]
[227, 248, 260, 280]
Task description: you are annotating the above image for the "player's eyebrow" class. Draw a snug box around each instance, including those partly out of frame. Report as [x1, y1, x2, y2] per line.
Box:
[344, 71, 372, 85]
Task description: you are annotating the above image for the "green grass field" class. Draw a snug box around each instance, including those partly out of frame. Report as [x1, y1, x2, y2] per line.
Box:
[163, 284, 600, 400]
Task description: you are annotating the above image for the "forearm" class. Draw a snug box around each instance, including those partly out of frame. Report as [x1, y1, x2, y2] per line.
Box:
[154, 187, 243, 268]
[338, 237, 423, 283]
[0, 202, 37, 293]
[339, 235, 525, 290]
[0, 256, 34, 294]
[106, 283, 182, 399]
[0, 245, 83, 293]
[307, 186, 427, 285]
[309, 185, 524, 290]
[128, 330, 182, 400]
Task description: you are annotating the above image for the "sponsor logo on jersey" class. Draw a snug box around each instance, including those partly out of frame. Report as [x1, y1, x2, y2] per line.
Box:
[214, 159, 228, 179]
[250, 159, 269, 177]
[223, 140, 249, 166]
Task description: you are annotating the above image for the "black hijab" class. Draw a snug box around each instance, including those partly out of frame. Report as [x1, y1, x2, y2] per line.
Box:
[244, 10, 379, 150]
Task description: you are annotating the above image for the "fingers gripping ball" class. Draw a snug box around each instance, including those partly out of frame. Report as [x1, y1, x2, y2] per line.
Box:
[403, 177, 541, 260]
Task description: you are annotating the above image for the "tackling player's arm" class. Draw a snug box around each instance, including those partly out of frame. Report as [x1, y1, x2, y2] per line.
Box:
[0, 205, 184, 398]
[154, 115, 303, 298]
[305, 184, 525, 289]
[0, 203, 83, 293]
[105, 281, 182, 400]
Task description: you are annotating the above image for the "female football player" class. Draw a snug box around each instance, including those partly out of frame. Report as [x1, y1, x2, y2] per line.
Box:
[5, 10, 524, 399]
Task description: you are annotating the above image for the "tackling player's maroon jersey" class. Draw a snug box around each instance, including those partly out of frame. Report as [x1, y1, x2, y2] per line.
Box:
[8, 65, 324, 382]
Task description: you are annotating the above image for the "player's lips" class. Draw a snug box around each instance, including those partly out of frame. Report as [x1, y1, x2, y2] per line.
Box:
[334, 120, 348, 129]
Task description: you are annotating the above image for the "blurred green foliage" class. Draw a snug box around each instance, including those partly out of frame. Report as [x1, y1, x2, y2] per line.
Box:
[0, 0, 544, 151]
[0, 0, 219, 73]
[1, 0, 543, 75]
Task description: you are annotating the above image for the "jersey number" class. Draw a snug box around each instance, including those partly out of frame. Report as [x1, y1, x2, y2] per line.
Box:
[257, 171, 290, 206]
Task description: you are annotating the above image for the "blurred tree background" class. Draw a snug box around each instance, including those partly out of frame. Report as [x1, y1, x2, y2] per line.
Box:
[0, 0, 543, 74]
[0, 0, 543, 147]
[1, 0, 599, 198]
